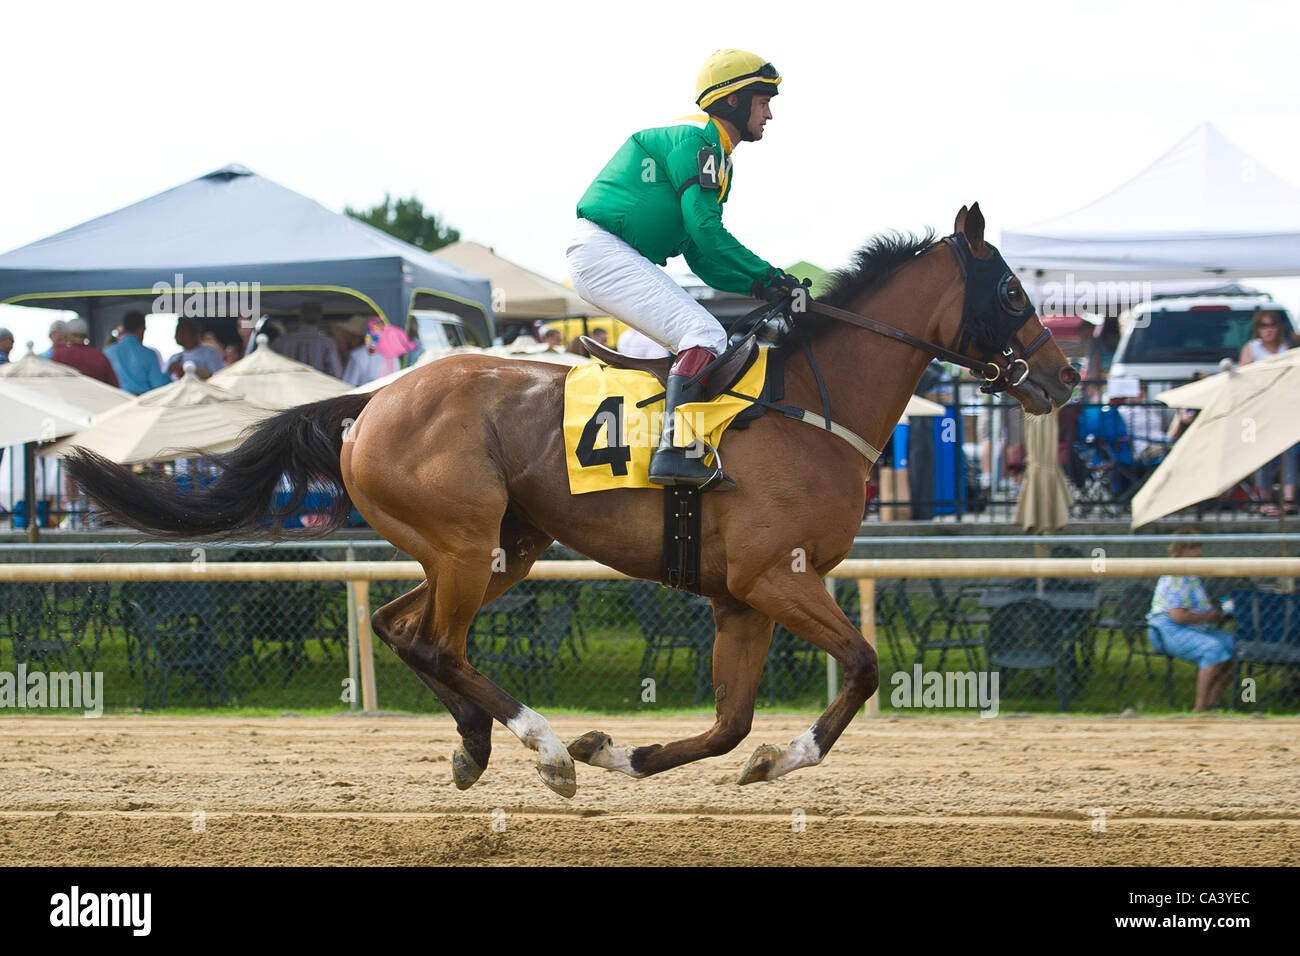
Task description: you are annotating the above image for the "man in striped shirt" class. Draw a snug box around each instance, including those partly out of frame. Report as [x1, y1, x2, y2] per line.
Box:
[270, 300, 343, 378]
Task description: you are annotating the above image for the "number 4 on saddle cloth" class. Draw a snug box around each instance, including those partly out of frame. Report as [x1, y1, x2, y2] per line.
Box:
[563, 347, 769, 495]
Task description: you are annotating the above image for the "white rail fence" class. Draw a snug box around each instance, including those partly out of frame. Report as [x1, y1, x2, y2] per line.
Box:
[3, 558, 1296, 713]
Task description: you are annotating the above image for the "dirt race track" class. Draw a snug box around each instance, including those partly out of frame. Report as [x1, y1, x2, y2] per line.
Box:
[0, 714, 1296, 866]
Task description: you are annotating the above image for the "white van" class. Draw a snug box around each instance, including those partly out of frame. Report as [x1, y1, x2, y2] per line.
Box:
[1109, 293, 1294, 384]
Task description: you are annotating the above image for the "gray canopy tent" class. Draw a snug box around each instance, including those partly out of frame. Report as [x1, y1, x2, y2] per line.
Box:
[0, 164, 495, 346]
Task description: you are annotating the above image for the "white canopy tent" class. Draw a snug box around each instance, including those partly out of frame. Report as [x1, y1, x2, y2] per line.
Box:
[1003, 123, 1300, 285]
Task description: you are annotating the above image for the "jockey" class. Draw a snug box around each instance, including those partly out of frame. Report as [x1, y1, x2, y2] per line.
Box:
[567, 49, 803, 490]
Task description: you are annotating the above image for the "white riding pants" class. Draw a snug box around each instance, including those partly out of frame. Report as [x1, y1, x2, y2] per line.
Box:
[566, 218, 728, 356]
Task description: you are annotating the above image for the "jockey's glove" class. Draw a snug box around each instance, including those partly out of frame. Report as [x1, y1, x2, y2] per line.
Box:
[754, 272, 812, 316]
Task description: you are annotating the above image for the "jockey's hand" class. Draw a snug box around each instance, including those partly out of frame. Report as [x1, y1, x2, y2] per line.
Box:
[755, 272, 812, 316]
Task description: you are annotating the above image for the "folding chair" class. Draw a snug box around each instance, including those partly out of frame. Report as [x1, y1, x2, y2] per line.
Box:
[125, 600, 231, 708]
[631, 582, 714, 703]
[1230, 590, 1300, 709]
[984, 598, 1077, 711]
[912, 579, 985, 671]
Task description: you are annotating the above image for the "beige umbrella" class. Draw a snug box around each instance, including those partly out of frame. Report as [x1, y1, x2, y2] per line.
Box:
[44, 367, 275, 464]
[433, 241, 603, 319]
[904, 395, 945, 418]
[483, 342, 593, 367]
[0, 379, 94, 446]
[1131, 359, 1300, 528]
[344, 346, 480, 395]
[209, 337, 351, 409]
[1014, 406, 1072, 532]
[1158, 349, 1300, 410]
[0, 352, 132, 414]
[346, 363, 417, 395]
[344, 343, 594, 395]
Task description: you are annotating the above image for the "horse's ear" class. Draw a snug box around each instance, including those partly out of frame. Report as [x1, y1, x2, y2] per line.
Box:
[954, 205, 969, 234]
[963, 201, 988, 256]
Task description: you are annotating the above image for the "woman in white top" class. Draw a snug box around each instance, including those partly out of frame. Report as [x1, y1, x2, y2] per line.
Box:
[1240, 309, 1296, 513]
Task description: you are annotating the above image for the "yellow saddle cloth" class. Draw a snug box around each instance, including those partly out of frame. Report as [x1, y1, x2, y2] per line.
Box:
[562, 348, 768, 494]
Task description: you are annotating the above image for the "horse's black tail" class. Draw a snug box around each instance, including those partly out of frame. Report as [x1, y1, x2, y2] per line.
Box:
[64, 393, 375, 540]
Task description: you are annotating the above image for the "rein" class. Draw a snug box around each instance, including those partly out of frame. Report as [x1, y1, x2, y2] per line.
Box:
[806, 298, 1000, 379]
[704, 231, 1057, 466]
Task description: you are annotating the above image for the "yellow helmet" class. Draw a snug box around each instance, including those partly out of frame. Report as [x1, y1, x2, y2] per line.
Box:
[695, 49, 781, 110]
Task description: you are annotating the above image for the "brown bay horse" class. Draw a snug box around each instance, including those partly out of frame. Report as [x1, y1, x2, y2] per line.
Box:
[66, 204, 1078, 798]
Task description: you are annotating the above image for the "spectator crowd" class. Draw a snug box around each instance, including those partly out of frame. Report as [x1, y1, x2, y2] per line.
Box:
[14, 301, 430, 396]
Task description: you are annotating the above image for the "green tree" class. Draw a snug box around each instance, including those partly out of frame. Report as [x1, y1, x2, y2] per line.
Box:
[345, 194, 460, 252]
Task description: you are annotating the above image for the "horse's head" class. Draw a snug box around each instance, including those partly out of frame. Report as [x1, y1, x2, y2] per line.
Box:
[941, 203, 1078, 414]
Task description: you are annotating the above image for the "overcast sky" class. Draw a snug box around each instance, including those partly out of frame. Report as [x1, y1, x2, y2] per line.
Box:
[3, 0, 1300, 355]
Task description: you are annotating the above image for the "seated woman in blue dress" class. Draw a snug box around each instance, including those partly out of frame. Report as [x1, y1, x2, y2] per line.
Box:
[1147, 530, 1234, 711]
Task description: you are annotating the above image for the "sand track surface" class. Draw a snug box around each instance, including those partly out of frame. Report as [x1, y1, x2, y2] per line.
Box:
[0, 715, 1296, 866]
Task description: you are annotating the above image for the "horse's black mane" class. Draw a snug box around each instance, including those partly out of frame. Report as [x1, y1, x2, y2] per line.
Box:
[778, 229, 939, 343]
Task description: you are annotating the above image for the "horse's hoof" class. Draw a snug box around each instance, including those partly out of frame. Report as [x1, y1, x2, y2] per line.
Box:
[538, 756, 577, 799]
[567, 731, 612, 765]
[451, 744, 485, 791]
[738, 743, 783, 785]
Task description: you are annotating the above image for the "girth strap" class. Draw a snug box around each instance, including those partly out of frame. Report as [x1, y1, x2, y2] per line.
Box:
[720, 389, 881, 465]
[662, 486, 702, 592]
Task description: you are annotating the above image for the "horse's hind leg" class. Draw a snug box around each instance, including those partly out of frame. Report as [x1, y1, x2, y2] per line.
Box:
[730, 565, 878, 783]
[370, 514, 554, 791]
[568, 597, 774, 777]
[399, 548, 577, 798]
[371, 583, 495, 790]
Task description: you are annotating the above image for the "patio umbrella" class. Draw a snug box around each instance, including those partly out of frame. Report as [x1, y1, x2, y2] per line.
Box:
[0, 379, 94, 446]
[1131, 359, 1300, 528]
[43, 366, 276, 464]
[1157, 349, 1300, 410]
[344, 343, 594, 396]
[209, 337, 351, 409]
[0, 352, 132, 414]
[483, 342, 592, 367]
[903, 395, 944, 418]
[1014, 406, 1072, 532]
[344, 345, 480, 395]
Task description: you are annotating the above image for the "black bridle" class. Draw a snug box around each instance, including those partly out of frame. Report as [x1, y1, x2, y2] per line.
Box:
[804, 232, 1054, 394]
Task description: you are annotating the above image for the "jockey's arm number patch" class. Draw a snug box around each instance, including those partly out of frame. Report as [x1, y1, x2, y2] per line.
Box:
[697, 148, 721, 189]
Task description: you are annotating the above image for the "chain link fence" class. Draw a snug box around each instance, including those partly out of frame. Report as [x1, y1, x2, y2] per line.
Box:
[1, 536, 1298, 715]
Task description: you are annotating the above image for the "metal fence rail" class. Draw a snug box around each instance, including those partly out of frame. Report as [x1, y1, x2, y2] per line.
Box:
[1, 557, 1297, 716]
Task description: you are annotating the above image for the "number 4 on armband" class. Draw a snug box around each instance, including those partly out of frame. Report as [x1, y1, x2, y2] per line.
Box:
[575, 396, 632, 476]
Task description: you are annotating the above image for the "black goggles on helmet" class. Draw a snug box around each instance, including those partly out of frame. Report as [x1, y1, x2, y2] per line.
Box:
[700, 63, 780, 102]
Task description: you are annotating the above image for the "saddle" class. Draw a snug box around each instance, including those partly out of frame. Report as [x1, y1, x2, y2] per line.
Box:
[579, 334, 758, 401]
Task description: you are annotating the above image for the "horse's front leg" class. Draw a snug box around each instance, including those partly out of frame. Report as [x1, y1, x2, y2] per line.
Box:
[568, 597, 774, 777]
[730, 563, 878, 784]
